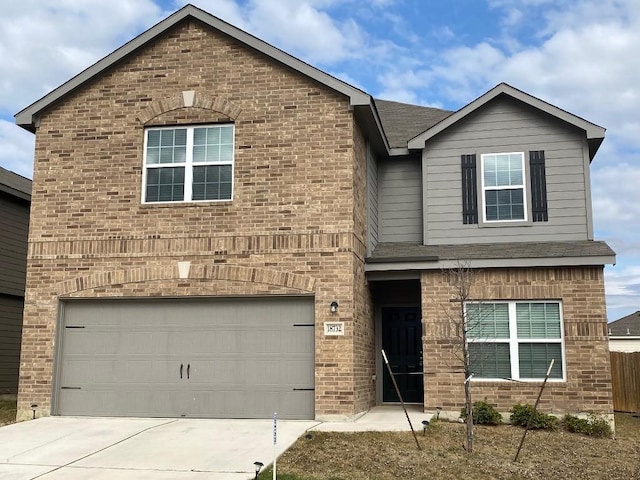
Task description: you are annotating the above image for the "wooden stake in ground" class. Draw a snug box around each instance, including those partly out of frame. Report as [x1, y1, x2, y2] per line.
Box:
[381, 349, 422, 451]
[513, 359, 555, 462]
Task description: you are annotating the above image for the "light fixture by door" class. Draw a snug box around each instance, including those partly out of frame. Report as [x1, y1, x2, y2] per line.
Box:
[330, 301, 339, 314]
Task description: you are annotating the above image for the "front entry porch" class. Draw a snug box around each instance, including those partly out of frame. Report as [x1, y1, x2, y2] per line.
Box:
[371, 280, 424, 406]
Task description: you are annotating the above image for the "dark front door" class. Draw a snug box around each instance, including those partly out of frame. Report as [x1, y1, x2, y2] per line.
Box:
[382, 306, 423, 403]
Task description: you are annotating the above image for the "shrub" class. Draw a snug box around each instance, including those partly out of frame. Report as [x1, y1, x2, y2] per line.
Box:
[562, 413, 612, 438]
[459, 401, 503, 425]
[509, 403, 558, 430]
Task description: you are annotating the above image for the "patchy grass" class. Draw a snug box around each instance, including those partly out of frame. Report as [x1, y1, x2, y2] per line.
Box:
[259, 413, 640, 480]
[0, 398, 17, 427]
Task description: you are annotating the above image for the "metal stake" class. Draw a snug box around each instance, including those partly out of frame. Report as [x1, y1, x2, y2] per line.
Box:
[381, 349, 422, 450]
[514, 359, 555, 462]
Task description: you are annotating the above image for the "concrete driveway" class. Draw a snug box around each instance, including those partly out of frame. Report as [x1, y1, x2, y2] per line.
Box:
[0, 417, 318, 480]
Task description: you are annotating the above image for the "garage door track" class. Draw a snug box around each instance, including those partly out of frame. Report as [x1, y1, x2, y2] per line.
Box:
[0, 417, 318, 479]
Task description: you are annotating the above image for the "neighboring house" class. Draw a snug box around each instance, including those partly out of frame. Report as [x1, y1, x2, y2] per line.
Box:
[609, 311, 640, 352]
[0, 167, 31, 397]
[13, 4, 615, 422]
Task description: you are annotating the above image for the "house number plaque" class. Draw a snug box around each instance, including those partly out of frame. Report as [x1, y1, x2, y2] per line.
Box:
[324, 322, 345, 336]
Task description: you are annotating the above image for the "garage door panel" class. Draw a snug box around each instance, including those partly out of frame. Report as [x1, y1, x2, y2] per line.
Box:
[283, 330, 315, 353]
[60, 359, 117, 385]
[243, 329, 283, 353]
[62, 330, 119, 355]
[123, 331, 171, 355]
[57, 297, 315, 419]
[185, 329, 241, 354]
[58, 389, 118, 416]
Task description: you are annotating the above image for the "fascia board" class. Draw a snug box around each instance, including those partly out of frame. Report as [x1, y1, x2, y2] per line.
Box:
[15, 4, 371, 130]
[389, 147, 411, 156]
[0, 185, 31, 202]
[365, 254, 616, 272]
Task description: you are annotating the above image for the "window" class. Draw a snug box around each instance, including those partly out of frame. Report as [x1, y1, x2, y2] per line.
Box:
[466, 301, 564, 381]
[460, 151, 548, 225]
[143, 125, 234, 203]
[481, 152, 526, 222]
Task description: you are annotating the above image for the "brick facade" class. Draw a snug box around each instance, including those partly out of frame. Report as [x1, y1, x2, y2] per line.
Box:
[421, 267, 613, 419]
[18, 20, 372, 421]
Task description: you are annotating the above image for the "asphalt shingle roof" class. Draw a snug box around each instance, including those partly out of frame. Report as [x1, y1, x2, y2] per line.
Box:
[368, 240, 615, 263]
[608, 311, 640, 336]
[374, 99, 452, 149]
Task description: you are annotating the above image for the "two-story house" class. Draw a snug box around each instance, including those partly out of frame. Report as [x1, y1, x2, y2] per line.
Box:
[14, 4, 614, 422]
[0, 167, 31, 397]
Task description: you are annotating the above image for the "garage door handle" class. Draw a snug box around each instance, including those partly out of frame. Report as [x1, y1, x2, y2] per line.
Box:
[180, 363, 183, 379]
[187, 364, 190, 379]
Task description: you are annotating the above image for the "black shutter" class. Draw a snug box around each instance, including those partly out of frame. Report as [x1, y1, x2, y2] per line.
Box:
[529, 150, 548, 222]
[461, 154, 478, 224]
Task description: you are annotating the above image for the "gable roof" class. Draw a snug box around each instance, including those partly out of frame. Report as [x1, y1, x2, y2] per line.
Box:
[0, 167, 32, 202]
[609, 311, 640, 336]
[15, 4, 372, 133]
[407, 83, 606, 160]
[374, 99, 452, 149]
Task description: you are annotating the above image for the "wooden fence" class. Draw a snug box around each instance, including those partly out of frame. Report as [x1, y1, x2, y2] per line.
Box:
[610, 351, 640, 413]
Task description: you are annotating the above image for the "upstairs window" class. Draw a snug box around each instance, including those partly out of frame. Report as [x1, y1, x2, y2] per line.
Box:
[143, 124, 234, 203]
[461, 151, 548, 225]
[481, 152, 526, 222]
[466, 301, 564, 381]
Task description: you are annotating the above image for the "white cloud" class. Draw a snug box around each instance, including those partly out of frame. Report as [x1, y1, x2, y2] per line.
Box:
[592, 162, 640, 237]
[245, 1, 366, 63]
[0, 120, 35, 178]
[605, 264, 640, 320]
[0, 0, 163, 114]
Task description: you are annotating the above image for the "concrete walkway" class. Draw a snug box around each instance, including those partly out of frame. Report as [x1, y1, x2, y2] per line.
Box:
[311, 405, 432, 432]
[0, 407, 432, 480]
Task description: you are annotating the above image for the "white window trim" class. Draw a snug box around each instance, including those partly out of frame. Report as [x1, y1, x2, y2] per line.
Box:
[466, 300, 566, 382]
[142, 124, 234, 204]
[480, 152, 528, 223]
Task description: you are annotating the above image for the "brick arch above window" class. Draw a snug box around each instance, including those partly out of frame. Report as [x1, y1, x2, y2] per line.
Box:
[137, 91, 242, 125]
[55, 263, 317, 296]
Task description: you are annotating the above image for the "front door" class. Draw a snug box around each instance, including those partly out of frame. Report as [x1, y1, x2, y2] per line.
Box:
[382, 306, 423, 403]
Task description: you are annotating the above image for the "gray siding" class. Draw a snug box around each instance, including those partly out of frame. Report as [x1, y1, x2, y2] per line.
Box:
[0, 295, 23, 394]
[0, 194, 30, 296]
[379, 156, 422, 243]
[367, 143, 379, 255]
[423, 96, 590, 245]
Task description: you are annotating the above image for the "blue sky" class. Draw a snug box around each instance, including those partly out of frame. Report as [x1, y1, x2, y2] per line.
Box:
[1, 0, 639, 321]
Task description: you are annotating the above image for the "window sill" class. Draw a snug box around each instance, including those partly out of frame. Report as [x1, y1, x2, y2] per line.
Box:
[470, 378, 566, 384]
[140, 200, 233, 208]
[478, 219, 532, 228]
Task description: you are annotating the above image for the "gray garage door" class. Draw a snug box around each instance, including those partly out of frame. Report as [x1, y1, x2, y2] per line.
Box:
[55, 297, 315, 419]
